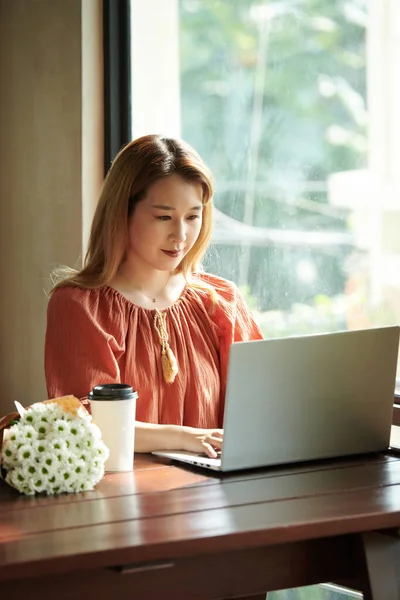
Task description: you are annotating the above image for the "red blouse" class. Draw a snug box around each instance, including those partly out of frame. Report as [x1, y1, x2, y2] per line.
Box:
[45, 273, 263, 428]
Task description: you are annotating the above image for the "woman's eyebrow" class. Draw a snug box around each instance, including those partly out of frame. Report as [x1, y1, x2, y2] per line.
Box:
[151, 204, 203, 211]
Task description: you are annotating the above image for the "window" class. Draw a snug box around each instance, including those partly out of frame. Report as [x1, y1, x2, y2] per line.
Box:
[130, 0, 400, 369]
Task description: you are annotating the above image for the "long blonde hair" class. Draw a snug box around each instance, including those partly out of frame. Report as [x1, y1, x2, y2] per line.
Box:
[51, 135, 214, 292]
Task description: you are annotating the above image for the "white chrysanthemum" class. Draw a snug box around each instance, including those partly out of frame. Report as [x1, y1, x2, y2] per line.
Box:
[93, 442, 109, 462]
[23, 403, 49, 428]
[68, 421, 87, 440]
[77, 480, 95, 493]
[5, 425, 24, 444]
[76, 448, 91, 464]
[1, 443, 17, 469]
[6, 469, 29, 495]
[21, 460, 39, 479]
[67, 439, 84, 455]
[1, 401, 109, 496]
[37, 420, 52, 437]
[53, 418, 72, 438]
[48, 437, 69, 460]
[39, 452, 57, 471]
[72, 458, 86, 477]
[32, 438, 49, 457]
[76, 406, 92, 425]
[31, 474, 47, 494]
[62, 453, 76, 471]
[34, 453, 58, 480]
[16, 443, 35, 463]
[57, 465, 80, 492]
[26, 403, 48, 416]
[89, 423, 102, 440]
[19, 424, 38, 444]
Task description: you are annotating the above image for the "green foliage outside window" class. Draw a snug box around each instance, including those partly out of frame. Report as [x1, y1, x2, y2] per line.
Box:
[180, 0, 368, 337]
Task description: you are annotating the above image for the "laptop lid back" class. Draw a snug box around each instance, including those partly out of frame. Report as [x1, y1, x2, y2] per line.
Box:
[221, 326, 400, 472]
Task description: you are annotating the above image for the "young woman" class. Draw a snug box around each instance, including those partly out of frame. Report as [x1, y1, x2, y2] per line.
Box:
[45, 135, 263, 457]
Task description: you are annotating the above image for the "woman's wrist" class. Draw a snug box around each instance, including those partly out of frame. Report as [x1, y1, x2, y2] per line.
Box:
[176, 425, 193, 451]
[159, 423, 187, 451]
[134, 421, 186, 453]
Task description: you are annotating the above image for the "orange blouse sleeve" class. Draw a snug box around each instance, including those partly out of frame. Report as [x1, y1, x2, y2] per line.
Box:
[45, 287, 125, 400]
[232, 285, 264, 343]
[197, 272, 264, 343]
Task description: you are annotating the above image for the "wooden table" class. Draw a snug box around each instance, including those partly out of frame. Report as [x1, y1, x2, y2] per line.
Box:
[1, 451, 400, 600]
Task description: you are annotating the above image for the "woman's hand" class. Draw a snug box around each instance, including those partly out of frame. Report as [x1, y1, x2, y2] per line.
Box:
[180, 427, 223, 458]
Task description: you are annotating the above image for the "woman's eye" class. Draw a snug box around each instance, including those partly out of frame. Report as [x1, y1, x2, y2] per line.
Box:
[156, 215, 171, 221]
[187, 214, 200, 221]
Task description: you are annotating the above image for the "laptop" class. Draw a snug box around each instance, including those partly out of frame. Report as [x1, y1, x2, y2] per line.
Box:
[153, 326, 400, 472]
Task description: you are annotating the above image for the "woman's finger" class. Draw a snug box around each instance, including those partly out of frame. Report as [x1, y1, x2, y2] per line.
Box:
[201, 440, 218, 458]
[204, 435, 222, 448]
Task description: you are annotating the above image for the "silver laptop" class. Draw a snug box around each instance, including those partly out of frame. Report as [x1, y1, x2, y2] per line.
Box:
[153, 326, 400, 472]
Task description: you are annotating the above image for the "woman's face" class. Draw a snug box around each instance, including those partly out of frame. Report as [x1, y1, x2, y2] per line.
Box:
[126, 174, 204, 272]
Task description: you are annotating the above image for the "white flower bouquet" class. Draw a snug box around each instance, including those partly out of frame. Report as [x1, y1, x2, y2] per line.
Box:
[0, 396, 109, 496]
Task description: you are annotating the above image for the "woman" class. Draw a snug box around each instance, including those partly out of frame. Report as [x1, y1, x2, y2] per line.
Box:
[45, 134, 263, 457]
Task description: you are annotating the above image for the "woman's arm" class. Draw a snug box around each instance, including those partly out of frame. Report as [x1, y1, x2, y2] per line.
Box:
[135, 421, 223, 458]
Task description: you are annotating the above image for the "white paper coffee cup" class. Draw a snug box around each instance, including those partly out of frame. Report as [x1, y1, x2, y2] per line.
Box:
[89, 384, 138, 472]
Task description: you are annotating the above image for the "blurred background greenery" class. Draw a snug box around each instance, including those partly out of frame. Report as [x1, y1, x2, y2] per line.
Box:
[180, 0, 368, 340]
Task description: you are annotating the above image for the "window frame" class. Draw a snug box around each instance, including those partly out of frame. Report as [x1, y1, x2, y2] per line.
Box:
[103, 0, 131, 174]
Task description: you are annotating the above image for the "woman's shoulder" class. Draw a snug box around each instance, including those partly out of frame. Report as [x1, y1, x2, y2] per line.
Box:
[49, 285, 101, 306]
[193, 272, 238, 302]
[193, 272, 263, 342]
[48, 285, 123, 316]
[47, 285, 130, 337]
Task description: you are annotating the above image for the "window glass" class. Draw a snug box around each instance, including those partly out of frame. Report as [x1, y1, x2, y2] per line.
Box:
[178, 0, 400, 354]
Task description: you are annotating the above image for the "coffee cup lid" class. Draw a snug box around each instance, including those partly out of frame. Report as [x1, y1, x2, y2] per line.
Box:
[88, 384, 138, 401]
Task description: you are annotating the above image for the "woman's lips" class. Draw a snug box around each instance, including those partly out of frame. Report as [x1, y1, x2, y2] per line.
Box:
[162, 249, 182, 258]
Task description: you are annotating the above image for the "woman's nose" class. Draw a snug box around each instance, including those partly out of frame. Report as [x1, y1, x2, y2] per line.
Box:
[170, 221, 186, 243]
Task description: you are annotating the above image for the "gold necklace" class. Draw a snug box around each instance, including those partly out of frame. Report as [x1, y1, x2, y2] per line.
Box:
[120, 273, 171, 304]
